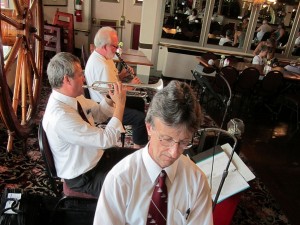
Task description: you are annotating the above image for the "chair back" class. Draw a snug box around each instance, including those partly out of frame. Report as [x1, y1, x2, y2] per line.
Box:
[38, 120, 60, 195]
[234, 67, 260, 94]
[260, 70, 283, 96]
[212, 66, 238, 99]
[38, 120, 97, 199]
[38, 120, 57, 179]
[220, 66, 239, 89]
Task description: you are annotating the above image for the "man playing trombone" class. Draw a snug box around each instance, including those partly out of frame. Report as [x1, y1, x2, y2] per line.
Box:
[43, 52, 135, 197]
[85, 26, 148, 148]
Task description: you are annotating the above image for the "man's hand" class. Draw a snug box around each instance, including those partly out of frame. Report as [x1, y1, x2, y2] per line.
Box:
[119, 66, 135, 80]
[108, 82, 127, 108]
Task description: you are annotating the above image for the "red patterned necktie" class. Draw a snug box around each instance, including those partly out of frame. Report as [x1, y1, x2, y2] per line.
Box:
[77, 101, 91, 125]
[147, 170, 168, 225]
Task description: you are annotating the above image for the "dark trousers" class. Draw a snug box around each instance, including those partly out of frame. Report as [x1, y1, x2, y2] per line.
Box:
[65, 147, 135, 197]
[123, 96, 148, 145]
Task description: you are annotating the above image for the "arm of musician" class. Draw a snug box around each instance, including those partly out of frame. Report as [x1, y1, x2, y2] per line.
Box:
[108, 82, 127, 122]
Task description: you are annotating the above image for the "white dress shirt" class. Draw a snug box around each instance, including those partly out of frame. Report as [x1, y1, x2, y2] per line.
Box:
[84, 51, 119, 102]
[42, 90, 124, 179]
[295, 36, 300, 46]
[93, 145, 213, 225]
[252, 55, 264, 65]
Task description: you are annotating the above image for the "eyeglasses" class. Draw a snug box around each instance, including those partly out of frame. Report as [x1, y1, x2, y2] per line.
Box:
[110, 44, 119, 49]
[154, 130, 192, 149]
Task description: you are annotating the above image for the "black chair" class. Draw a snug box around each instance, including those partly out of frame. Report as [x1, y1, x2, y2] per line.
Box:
[38, 119, 97, 224]
[215, 66, 239, 97]
[232, 67, 260, 116]
[38, 120, 97, 199]
[253, 70, 284, 119]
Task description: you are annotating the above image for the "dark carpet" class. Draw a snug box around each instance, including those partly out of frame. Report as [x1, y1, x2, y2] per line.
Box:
[0, 76, 291, 225]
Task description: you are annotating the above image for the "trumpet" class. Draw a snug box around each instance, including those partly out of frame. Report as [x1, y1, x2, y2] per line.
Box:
[83, 79, 164, 98]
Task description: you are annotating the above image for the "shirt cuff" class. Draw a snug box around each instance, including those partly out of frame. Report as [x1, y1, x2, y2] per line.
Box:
[107, 117, 125, 133]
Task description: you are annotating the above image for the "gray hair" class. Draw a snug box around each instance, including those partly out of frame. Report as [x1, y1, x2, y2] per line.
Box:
[94, 26, 117, 48]
[145, 80, 202, 133]
[47, 52, 81, 89]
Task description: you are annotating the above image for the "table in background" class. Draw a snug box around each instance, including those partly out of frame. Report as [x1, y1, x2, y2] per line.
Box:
[196, 56, 300, 82]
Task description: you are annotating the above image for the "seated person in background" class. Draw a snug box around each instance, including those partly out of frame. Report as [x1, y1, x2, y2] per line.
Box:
[272, 23, 286, 44]
[241, 16, 249, 32]
[253, 38, 276, 61]
[43, 52, 134, 197]
[93, 80, 213, 225]
[85, 27, 148, 149]
[184, 6, 192, 15]
[219, 29, 233, 46]
[233, 24, 245, 48]
[252, 45, 268, 65]
[187, 8, 198, 24]
[256, 19, 273, 41]
[292, 28, 300, 55]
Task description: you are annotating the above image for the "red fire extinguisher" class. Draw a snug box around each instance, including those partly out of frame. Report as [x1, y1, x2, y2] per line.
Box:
[75, 0, 83, 22]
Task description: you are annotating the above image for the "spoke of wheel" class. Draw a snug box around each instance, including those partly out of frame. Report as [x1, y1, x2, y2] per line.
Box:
[12, 48, 24, 115]
[12, 0, 24, 18]
[0, 13, 23, 30]
[26, 52, 34, 115]
[24, 37, 39, 81]
[4, 36, 22, 73]
[21, 52, 29, 125]
[30, 0, 38, 10]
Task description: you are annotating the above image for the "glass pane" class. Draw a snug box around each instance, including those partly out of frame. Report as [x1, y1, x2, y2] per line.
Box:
[292, 28, 300, 56]
[0, 0, 9, 8]
[251, 2, 299, 55]
[206, 0, 247, 49]
[162, 0, 204, 42]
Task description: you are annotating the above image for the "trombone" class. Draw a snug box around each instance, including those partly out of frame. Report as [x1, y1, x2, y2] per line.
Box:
[83, 79, 163, 98]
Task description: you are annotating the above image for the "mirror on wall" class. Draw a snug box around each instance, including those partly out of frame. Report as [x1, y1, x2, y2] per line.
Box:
[162, 0, 203, 42]
[250, 2, 299, 56]
[206, 0, 245, 48]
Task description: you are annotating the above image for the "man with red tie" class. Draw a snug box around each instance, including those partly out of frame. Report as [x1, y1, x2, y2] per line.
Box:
[94, 80, 213, 225]
[43, 52, 134, 197]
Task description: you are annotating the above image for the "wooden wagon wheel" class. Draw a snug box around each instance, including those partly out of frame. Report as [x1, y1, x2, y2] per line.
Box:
[0, 0, 44, 151]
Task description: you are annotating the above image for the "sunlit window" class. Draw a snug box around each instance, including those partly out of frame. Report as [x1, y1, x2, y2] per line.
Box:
[1, 0, 9, 8]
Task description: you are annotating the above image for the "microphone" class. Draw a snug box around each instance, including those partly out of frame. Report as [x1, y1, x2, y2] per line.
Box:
[197, 127, 237, 211]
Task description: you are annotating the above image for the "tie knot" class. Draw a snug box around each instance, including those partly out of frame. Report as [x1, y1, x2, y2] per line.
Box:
[158, 170, 167, 187]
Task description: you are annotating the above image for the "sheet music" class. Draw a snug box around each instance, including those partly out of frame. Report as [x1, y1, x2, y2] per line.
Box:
[196, 145, 254, 203]
[221, 143, 256, 182]
[209, 170, 249, 203]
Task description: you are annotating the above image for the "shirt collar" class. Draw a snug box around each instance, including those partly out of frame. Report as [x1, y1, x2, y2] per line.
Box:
[142, 145, 179, 185]
[52, 90, 78, 110]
